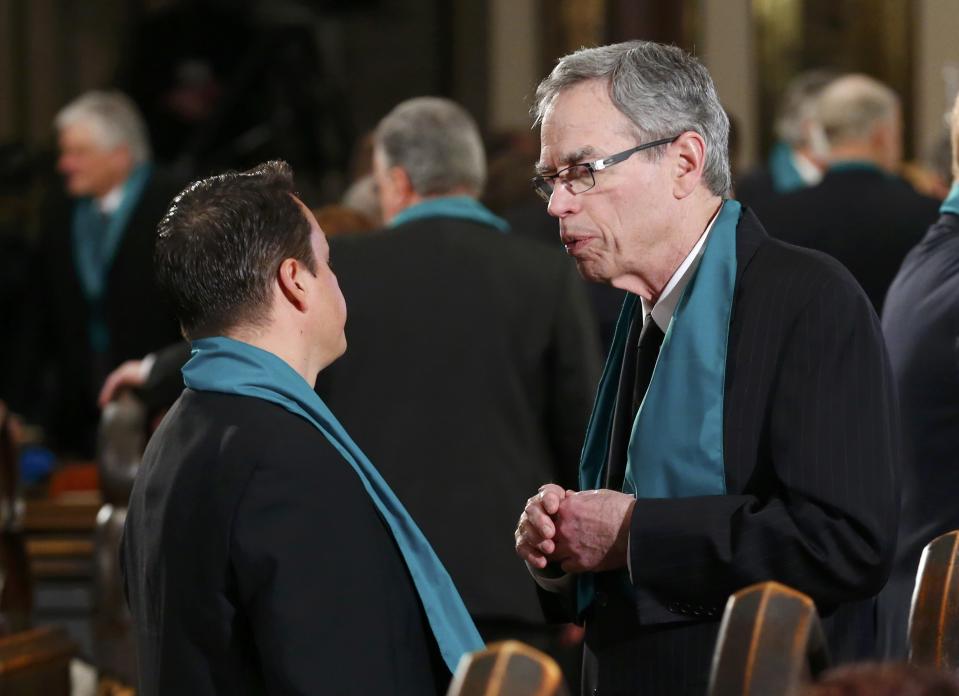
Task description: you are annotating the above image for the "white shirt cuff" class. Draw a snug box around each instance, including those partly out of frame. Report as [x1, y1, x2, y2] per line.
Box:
[138, 353, 157, 382]
[526, 562, 574, 593]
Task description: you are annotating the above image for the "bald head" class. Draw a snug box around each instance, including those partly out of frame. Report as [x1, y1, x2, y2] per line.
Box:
[817, 74, 902, 171]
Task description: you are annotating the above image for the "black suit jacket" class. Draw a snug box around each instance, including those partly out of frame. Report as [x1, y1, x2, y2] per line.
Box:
[121, 390, 446, 695]
[543, 208, 900, 696]
[14, 171, 183, 455]
[733, 166, 779, 211]
[876, 211, 959, 658]
[757, 167, 939, 313]
[315, 216, 603, 626]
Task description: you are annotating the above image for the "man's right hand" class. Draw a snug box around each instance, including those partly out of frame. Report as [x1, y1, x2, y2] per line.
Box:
[514, 483, 567, 569]
[98, 359, 146, 408]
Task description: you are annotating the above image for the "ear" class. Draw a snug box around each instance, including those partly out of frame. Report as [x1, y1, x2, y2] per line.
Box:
[276, 257, 310, 313]
[389, 165, 417, 206]
[670, 131, 708, 199]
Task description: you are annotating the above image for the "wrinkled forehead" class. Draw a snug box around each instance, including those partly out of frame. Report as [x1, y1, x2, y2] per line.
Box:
[537, 82, 639, 171]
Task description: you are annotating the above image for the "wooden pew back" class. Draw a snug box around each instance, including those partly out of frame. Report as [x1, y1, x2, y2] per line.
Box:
[708, 581, 829, 696]
[447, 640, 569, 696]
[909, 530, 959, 670]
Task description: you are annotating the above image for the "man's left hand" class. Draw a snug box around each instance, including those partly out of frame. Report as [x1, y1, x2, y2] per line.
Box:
[552, 489, 636, 574]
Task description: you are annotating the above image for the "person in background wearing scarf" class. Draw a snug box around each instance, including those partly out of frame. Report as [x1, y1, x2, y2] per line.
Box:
[514, 41, 899, 696]
[877, 92, 959, 660]
[7, 91, 181, 457]
[735, 69, 834, 209]
[120, 161, 481, 695]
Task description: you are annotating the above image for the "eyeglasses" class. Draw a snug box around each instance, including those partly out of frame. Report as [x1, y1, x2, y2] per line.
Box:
[531, 135, 680, 203]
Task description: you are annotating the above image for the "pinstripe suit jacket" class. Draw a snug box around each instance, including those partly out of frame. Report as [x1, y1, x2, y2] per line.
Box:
[564, 208, 900, 695]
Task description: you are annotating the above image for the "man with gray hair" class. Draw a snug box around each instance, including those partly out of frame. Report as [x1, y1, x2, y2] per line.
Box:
[514, 41, 898, 694]
[761, 73, 939, 311]
[312, 96, 603, 659]
[736, 69, 835, 208]
[11, 91, 181, 456]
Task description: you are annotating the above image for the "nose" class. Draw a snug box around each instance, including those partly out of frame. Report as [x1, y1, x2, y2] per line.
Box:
[546, 183, 580, 219]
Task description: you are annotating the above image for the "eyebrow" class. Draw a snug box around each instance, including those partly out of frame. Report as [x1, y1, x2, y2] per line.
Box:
[535, 146, 600, 175]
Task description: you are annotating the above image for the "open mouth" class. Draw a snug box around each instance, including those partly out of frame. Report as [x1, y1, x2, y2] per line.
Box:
[562, 236, 593, 255]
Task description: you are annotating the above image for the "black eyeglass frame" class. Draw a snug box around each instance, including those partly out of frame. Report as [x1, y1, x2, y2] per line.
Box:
[531, 134, 681, 203]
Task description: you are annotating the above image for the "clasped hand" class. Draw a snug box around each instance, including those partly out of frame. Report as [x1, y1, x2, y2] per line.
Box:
[514, 483, 636, 574]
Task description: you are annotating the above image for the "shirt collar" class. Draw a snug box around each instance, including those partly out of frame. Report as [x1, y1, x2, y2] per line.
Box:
[641, 202, 724, 331]
[97, 183, 125, 214]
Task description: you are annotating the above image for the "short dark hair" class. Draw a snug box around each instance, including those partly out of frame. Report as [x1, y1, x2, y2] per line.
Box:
[155, 160, 316, 340]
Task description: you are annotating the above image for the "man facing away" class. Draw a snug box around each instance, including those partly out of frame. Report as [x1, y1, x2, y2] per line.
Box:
[316, 97, 602, 655]
[759, 74, 939, 313]
[514, 41, 899, 695]
[877, 92, 959, 659]
[736, 69, 834, 207]
[120, 161, 481, 695]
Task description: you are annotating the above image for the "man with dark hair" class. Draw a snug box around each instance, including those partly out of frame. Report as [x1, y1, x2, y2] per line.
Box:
[514, 41, 898, 695]
[120, 160, 481, 695]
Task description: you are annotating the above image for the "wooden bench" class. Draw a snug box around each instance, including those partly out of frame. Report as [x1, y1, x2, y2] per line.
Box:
[0, 625, 76, 695]
[708, 581, 829, 696]
[447, 640, 569, 696]
[909, 530, 959, 669]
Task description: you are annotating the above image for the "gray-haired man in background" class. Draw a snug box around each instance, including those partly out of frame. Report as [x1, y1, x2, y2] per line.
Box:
[9, 91, 181, 457]
[316, 96, 602, 661]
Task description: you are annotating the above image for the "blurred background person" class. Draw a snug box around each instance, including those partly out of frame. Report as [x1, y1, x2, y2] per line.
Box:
[8, 91, 182, 458]
[876, 91, 959, 659]
[760, 74, 940, 312]
[736, 69, 835, 211]
[316, 96, 602, 671]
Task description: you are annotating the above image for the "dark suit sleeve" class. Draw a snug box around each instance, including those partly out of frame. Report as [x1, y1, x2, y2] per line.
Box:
[138, 341, 191, 411]
[546, 261, 603, 488]
[230, 440, 428, 694]
[628, 274, 899, 611]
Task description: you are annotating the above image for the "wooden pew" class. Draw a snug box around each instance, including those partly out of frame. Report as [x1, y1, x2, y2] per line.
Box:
[0, 625, 76, 695]
[93, 393, 147, 687]
[707, 581, 829, 696]
[908, 530, 959, 669]
[0, 405, 78, 694]
[447, 640, 569, 696]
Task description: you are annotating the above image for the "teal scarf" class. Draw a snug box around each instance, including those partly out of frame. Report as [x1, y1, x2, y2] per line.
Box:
[389, 195, 510, 232]
[940, 182, 959, 216]
[71, 163, 154, 353]
[828, 160, 885, 176]
[768, 142, 807, 194]
[576, 200, 741, 614]
[182, 337, 483, 672]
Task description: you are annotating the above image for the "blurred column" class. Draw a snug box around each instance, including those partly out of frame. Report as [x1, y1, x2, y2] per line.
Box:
[489, 0, 540, 131]
[701, 0, 758, 170]
[915, 0, 959, 162]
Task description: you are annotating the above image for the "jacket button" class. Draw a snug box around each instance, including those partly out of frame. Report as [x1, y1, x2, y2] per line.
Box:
[595, 591, 608, 608]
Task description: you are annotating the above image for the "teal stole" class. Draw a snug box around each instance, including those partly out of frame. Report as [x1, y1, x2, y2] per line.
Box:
[182, 337, 483, 672]
[576, 200, 741, 614]
[768, 142, 807, 194]
[828, 160, 885, 176]
[390, 195, 510, 232]
[71, 163, 154, 353]
[940, 182, 959, 216]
